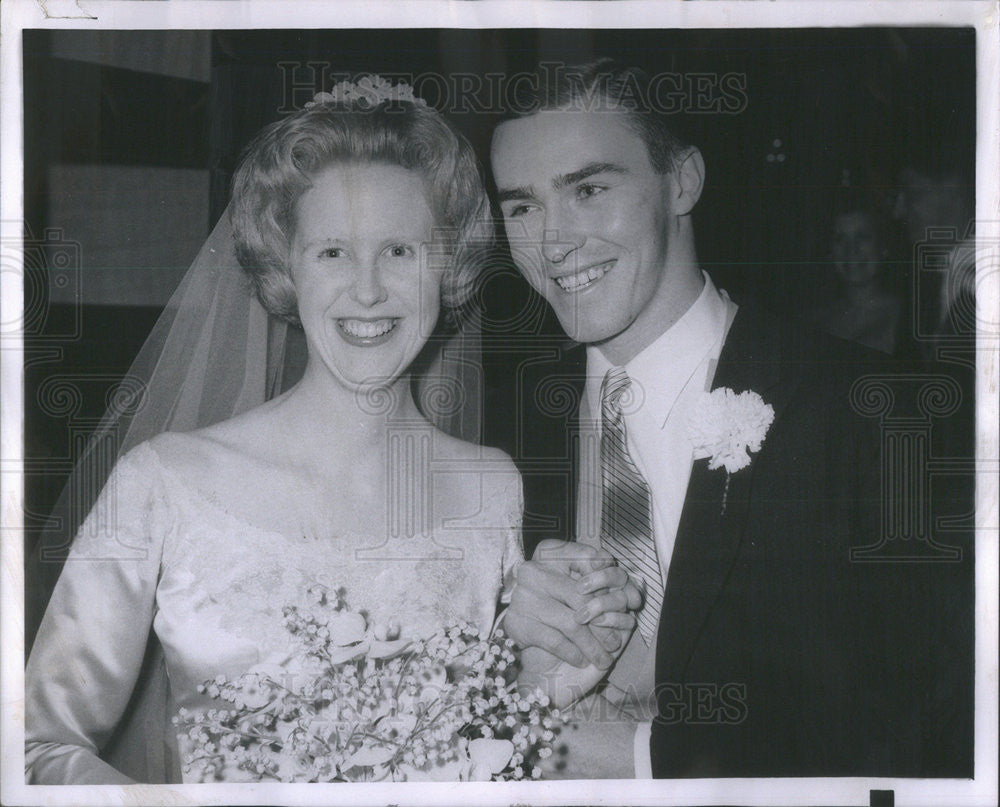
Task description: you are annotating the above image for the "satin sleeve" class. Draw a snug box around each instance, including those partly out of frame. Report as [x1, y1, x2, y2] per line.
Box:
[25, 444, 169, 784]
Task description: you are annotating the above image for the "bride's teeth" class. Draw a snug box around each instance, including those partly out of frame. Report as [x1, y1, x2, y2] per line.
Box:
[555, 263, 611, 291]
[339, 318, 396, 338]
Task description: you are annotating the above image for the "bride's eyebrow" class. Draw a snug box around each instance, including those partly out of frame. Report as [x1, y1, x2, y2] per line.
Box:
[298, 237, 347, 250]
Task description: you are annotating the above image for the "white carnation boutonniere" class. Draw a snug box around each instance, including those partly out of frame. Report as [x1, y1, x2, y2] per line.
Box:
[688, 387, 775, 513]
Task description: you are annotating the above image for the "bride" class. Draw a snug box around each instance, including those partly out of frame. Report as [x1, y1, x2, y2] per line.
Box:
[25, 78, 636, 785]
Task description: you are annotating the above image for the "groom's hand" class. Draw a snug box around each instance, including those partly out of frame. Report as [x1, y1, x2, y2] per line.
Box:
[505, 539, 642, 670]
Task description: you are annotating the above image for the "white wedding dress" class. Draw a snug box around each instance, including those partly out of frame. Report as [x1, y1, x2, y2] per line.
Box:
[25, 438, 523, 784]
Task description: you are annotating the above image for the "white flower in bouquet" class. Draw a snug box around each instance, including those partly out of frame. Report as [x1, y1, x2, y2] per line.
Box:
[174, 585, 560, 782]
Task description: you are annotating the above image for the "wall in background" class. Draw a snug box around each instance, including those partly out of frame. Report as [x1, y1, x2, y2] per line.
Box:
[45, 29, 211, 82]
[25, 30, 212, 307]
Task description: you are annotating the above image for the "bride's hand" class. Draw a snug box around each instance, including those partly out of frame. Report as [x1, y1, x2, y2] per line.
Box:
[505, 540, 641, 670]
[504, 539, 641, 706]
[516, 579, 639, 709]
[517, 634, 634, 709]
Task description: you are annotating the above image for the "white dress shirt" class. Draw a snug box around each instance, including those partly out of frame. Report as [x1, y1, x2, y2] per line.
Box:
[577, 272, 737, 777]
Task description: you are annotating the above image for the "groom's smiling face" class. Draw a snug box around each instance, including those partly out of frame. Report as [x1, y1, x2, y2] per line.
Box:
[491, 108, 686, 359]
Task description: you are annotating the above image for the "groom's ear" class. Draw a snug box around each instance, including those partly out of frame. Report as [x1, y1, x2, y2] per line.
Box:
[670, 147, 706, 216]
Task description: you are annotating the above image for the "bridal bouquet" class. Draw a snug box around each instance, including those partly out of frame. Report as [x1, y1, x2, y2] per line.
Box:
[174, 585, 559, 782]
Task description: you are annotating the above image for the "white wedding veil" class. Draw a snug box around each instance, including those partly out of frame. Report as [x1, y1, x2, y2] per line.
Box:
[28, 210, 274, 628]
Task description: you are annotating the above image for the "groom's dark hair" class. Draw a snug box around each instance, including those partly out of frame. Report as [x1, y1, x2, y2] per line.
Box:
[501, 58, 691, 174]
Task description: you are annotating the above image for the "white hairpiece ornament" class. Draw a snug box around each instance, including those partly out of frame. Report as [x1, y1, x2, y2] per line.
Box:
[306, 75, 427, 110]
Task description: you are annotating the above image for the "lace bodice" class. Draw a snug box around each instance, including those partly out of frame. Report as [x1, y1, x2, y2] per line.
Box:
[25, 440, 523, 784]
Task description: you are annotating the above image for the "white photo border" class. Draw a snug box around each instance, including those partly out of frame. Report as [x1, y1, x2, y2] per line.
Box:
[2, 2, 997, 805]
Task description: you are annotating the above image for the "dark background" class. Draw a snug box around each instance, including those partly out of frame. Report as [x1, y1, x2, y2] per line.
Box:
[22, 27, 976, 640]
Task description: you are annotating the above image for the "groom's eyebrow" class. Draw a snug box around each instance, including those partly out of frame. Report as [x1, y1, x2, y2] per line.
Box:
[497, 162, 628, 204]
[553, 162, 626, 189]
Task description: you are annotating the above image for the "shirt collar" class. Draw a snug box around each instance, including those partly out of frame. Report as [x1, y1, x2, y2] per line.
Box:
[586, 272, 733, 427]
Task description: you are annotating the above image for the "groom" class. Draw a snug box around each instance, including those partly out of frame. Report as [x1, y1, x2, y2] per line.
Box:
[490, 60, 973, 778]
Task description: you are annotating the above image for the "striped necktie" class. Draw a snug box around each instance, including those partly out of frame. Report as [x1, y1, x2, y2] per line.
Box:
[600, 366, 663, 646]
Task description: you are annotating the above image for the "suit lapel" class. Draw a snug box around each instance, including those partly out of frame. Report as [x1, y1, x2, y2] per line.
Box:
[657, 302, 802, 680]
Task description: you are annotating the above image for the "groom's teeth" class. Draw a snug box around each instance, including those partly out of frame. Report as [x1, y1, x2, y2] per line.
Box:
[339, 318, 396, 338]
[554, 262, 612, 291]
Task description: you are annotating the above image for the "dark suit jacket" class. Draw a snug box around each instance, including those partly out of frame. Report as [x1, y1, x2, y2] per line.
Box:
[512, 300, 974, 778]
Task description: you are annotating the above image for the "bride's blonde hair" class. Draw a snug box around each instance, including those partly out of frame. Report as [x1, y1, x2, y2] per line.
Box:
[230, 93, 492, 327]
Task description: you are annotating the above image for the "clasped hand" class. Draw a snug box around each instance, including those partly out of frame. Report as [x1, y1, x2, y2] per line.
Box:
[505, 539, 643, 708]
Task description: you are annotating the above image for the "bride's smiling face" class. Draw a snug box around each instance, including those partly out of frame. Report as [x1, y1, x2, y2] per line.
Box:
[290, 162, 441, 392]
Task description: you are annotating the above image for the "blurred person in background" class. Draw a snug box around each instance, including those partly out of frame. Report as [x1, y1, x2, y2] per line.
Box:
[807, 194, 910, 357]
[893, 155, 976, 361]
